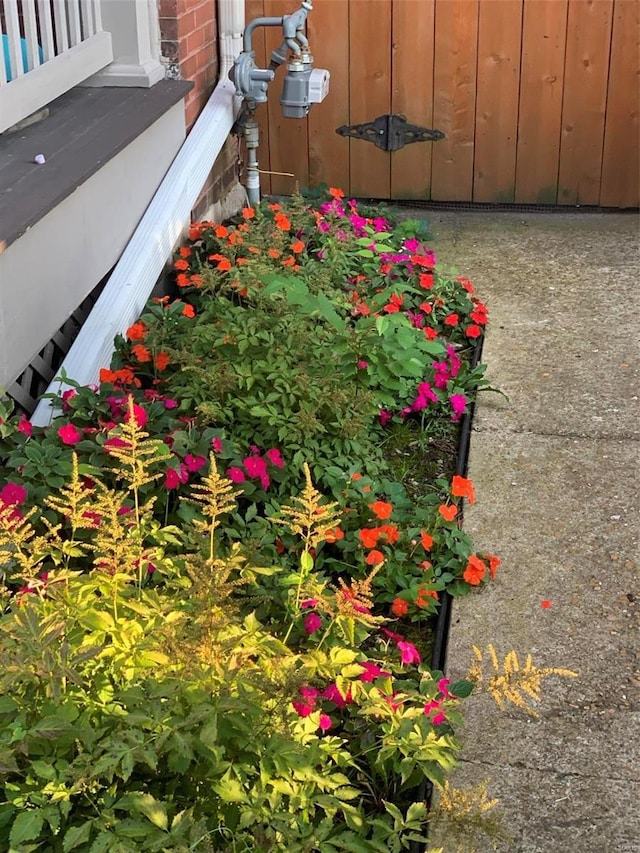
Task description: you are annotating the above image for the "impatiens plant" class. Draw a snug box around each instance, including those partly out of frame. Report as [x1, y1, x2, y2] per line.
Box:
[0, 190, 577, 850]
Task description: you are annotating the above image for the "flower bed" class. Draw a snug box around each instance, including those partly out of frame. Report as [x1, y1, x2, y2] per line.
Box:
[0, 191, 573, 851]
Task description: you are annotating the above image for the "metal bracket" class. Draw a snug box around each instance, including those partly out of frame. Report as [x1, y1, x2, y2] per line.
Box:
[336, 114, 444, 152]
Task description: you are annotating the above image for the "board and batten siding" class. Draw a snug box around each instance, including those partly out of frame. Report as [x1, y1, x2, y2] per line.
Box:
[245, 0, 639, 207]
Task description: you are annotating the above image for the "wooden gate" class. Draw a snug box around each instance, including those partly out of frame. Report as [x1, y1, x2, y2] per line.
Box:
[245, 0, 639, 207]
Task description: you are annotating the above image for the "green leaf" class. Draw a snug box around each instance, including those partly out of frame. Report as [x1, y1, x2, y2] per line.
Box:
[115, 793, 168, 831]
[63, 821, 93, 851]
[30, 717, 73, 740]
[449, 679, 474, 699]
[300, 550, 314, 572]
[10, 810, 45, 846]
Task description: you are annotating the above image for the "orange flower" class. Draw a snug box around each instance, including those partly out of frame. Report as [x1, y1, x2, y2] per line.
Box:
[369, 501, 393, 520]
[126, 322, 147, 341]
[324, 527, 344, 543]
[365, 549, 385, 565]
[188, 222, 204, 240]
[419, 560, 433, 571]
[391, 597, 409, 617]
[351, 472, 363, 481]
[248, 245, 261, 254]
[329, 187, 345, 199]
[463, 555, 486, 586]
[359, 528, 380, 549]
[291, 240, 305, 253]
[215, 225, 228, 239]
[179, 246, 192, 258]
[451, 475, 475, 505]
[154, 352, 170, 371]
[242, 207, 255, 219]
[487, 554, 500, 579]
[420, 531, 433, 550]
[217, 259, 232, 272]
[268, 248, 281, 259]
[274, 212, 291, 231]
[190, 274, 204, 287]
[281, 256, 296, 267]
[268, 202, 281, 211]
[131, 344, 152, 363]
[541, 599, 552, 609]
[173, 258, 189, 271]
[176, 273, 190, 288]
[416, 588, 439, 607]
[182, 304, 195, 318]
[378, 524, 399, 544]
[438, 504, 458, 522]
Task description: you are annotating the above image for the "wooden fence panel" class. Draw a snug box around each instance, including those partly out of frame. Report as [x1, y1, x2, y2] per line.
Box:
[390, 0, 435, 200]
[348, 0, 392, 198]
[474, 0, 523, 203]
[558, 0, 614, 205]
[307, 0, 350, 192]
[515, 0, 568, 203]
[600, 0, 639, 207]
[431, 0, 479, 201]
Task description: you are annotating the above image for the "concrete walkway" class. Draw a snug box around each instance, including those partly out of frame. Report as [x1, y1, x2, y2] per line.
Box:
[419, 210, 639, 852]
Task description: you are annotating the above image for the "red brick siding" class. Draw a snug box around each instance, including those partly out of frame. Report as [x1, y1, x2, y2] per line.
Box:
[158, 0, 242, 221]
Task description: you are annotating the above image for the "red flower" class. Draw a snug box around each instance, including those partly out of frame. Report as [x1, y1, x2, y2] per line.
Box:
[173, 259, 189, 271]
[359, 527, 380, 549]
[383, 293, 404, 313]
[420, 531, 434, 550]
[324, 527, 344, 543]
[242, 207, 255, 219]
[126, 322, 147, 341]
[58, 424, 82, 445]
[487, 554, 501, 579]
[451, 475, 475, 505]
[424, 327, 439, 340]
[444, 314, 459, 327]
[419, 273, 434, 289]
[275, 212, 291, 231]
[438, 504, 458, 522]
[391, 597, 409, 617]
[131, 344, 152, 363]
[541, 599, 552, 609]
[463, 555, 487, 586]
[365, 549, 385, 566]
[154, 352, 170, 371]
[182, 304, 195, 318]
[329, 187, 345, 199]
[369, 500, 393, 520]
[185, 454, 207, 472]
[465, 324, 482, 339]
[17, 418, 33, 437]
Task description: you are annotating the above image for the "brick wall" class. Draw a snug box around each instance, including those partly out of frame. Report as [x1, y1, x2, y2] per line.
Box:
[158, 0, 244, 221]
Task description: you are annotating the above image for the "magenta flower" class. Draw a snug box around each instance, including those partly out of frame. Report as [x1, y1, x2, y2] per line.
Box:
[0, 483, 27, 506]
[449, 394, 468, 421]
[412, 381, 438, 412]
[266, 447, 285, 468]
[358, 661, 391, 682]
[432, 712, 446, 725]
[164, 398, 178, 409]
[379, 409, 393, 427]
[357, 360, 369, 370]
[185, 454, 207, 473]
[318, 713, 332, 732]
[292, 701, 314, 718]
[127, 404, 148, 428]
[58, 423, 82, 445]
[322, 683, 352, 708]
[301, 598, 318, 609]
[227, 467, 245, 483]
[243, 455, 269, 489]
[165, 464, 189, 489]
[300, 686, 319, 703]
[438, 677, 452, 698]
[104, 436, 131, 452]
[304, 612, 323, 635]
[211, 437, 223, 453]
[397, 641, 421, 665]
[17, 418, 33, 437]
[403, 237, 420, 252]
[61, 389, 77, 411]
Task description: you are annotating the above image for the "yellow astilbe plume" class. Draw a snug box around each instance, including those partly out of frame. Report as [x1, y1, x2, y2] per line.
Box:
[469, 643, 578, 717]
[334, 563, 384, 625]
[183, 454, 238, 561]
[104, 397, 167, 492]
[274, 463, 341, 551]
[45, 453, 95, 532]
[429, 779, 505, 853]
[89, 483, 141, 577]
[0, 503, 38, 576]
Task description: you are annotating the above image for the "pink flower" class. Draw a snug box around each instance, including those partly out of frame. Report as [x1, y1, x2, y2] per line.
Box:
[266, 448, 285, 468]
[301, 598, 318, 609]
[300, 686, 319, 703]
[432, 712, 446, 725]
[397, 641, 421, 665]
[379, 409, 393, 427]
[243, 455, 270, 489]
[0, 482, 27, 506]
[212, 437, 223, 453]
[185, 454, 207, 473]
[292, 701, 314, 717]
[318, 713, 332, 732]
[449, 393, 468, 422]
[357, 360, 369, 370]
[227, 467, 245, 483]
[358, 661, 391, 682]
[61, 389, 77, 411]
[304, 612, 323, 635]
[164, 398, 178, 409]
[438, 677, 452, 698]
[322, 683, 352, 708]
[58, 423, 82, 445]
[412, 381, 438, 412]
[17, 418, 33, 437]
[127, 404, 148, 428]
[104, 436, 131, 452]
[165, 464, 189, 489]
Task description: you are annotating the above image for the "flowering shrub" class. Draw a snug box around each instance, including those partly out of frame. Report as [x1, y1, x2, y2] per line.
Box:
[0, 191, 576, 849]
